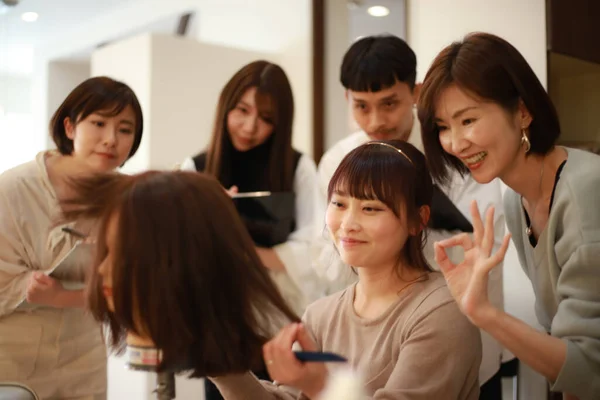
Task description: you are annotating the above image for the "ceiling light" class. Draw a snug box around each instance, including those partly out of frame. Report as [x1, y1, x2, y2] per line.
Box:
[367, 6, 390, 17]
[21, 12, 38, 22]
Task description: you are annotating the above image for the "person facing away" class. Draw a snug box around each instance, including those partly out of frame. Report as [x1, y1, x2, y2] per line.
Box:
[0, 76, 144, 399]
[314, 34, 506, 396]
[419, 31, 600, 400]
[58, 170, 300, 380]
[210, 140, 482, 400]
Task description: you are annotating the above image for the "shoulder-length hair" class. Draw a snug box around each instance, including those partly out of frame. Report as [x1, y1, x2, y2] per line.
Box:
[328, 140, 434, 274]
[62, 171, 299, 377]
[203, 60, 295, 191]
[418, 32, 561, 184]
[50, 76, 144, 160]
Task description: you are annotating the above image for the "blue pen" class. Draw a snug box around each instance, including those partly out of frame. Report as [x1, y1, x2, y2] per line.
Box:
[293, 351, 347, 363]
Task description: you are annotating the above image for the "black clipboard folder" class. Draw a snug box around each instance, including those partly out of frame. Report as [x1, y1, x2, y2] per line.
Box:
[428, 185, 473, 233]
[232, 191, 296, 247]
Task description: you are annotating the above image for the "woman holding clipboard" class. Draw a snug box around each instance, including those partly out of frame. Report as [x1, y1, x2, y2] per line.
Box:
[180, 61, 322, 400]
[0, 77, 144, 399]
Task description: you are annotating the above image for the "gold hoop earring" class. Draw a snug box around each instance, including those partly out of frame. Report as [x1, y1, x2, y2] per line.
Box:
[521, 129, 531, 153]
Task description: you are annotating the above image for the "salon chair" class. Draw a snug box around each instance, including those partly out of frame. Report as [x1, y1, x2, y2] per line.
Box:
[0, 382, 39, 400]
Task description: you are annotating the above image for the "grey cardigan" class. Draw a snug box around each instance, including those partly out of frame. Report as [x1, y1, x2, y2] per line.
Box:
[504, 147, 600, 399]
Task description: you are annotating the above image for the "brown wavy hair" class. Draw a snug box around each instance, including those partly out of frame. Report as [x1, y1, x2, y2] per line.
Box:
[418, 32, 561, 184]
[62, 171, 299, 377]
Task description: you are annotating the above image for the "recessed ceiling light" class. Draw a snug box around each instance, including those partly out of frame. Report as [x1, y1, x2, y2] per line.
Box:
[21, 12, 38, 22]
[367, 6, 390, 17]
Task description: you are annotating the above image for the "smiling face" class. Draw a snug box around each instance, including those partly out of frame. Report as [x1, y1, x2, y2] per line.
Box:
[326, 191, 409, 271]
[227, 87, 275, 152]
[64, 105, 137, 172]
[434, 84, 531, 183]
[349, 81, 418, 141]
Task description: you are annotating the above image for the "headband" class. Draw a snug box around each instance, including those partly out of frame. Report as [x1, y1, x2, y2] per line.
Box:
[366, 142, 414, 165]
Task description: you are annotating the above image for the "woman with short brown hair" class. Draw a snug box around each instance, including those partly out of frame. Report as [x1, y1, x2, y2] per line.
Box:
[0, 76, 143, 399]
[419, 32, 600, 400]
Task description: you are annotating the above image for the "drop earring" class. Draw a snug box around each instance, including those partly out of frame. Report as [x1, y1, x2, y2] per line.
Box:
[521, 129, 531, 153]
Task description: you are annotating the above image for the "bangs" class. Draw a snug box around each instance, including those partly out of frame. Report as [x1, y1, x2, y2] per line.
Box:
[77, 88, 137, 122]
[328, 144, 415, 217]
[345, 62, 401, 93]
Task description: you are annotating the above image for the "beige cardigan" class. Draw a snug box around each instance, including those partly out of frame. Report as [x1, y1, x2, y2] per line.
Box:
[0, 152, 107, 399]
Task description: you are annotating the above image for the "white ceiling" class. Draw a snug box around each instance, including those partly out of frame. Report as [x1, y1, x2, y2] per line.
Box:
[0, 0, 182, 75]
[349, 0, 406, 42]
[0, 0, 406, 77]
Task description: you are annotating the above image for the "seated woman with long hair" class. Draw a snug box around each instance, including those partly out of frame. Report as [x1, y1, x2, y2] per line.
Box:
[211, 140, 484, 399]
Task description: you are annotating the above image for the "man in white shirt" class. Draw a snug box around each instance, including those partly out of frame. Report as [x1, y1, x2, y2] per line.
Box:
[315, 34, 506, 400]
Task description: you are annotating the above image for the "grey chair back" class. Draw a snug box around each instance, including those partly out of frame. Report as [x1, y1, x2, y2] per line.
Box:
[0, 382, 39, 400]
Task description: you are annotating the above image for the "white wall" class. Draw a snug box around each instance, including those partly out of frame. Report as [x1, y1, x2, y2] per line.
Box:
[45, 61, 91, 149]
[0, 74, 32, 114]
[0, 74, 38, 172]
[407, 0, 547, 85]
[406, 1, 548, 398]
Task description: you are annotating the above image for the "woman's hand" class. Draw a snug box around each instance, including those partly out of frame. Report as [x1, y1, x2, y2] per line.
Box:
[224, 185, 238, 197]
[26, 272, 67, 307]
[434, 200, 511, 325]
[263, 323, 328, 399]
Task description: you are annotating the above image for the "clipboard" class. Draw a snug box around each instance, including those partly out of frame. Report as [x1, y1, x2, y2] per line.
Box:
[231, 191, 272, 199]
[17, 240, 93, 308]
[47, 240, 93, 290]
[232, 191, 296, 247]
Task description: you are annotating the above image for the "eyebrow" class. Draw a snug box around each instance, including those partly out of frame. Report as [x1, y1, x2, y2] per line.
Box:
[238, 101, 253, 108]
[434, 106, 478, 122]
[378, 94, 398, 103]
[120, 120, 134, 126]
[352, 94, 398, 104]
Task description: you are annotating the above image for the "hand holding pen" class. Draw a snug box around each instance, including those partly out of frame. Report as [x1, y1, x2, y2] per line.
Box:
[263, 323, 346, 399]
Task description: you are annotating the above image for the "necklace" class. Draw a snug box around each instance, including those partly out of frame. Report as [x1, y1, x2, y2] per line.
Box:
[525, 159, 545, 237]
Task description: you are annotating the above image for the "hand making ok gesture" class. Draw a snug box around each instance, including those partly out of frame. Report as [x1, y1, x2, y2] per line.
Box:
[434, 200, 512, 326]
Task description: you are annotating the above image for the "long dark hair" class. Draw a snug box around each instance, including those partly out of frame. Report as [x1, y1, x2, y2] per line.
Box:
[203, 60, 295, 191]
[62, 171, 299, 377]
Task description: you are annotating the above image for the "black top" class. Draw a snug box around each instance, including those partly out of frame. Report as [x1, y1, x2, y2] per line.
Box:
[192, 140, 302, 191]
[524, 159, 567, 247]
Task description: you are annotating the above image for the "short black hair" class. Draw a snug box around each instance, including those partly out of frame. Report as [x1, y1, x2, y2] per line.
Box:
[340, 34, 417, 92]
